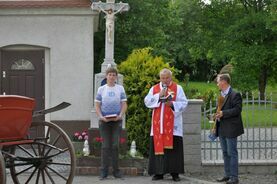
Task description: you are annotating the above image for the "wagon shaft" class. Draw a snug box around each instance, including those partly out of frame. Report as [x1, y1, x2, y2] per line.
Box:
[32, 102, 71, 117]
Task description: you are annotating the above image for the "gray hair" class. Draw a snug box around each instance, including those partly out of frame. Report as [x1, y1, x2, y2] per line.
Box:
[159, 68, 172, 77]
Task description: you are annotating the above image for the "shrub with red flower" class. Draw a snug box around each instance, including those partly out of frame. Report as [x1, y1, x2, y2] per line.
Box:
[93, 137, 103, 148]
[120, 137, 126, 144]
[72, 130, 88, 142]
[92, 137, 126, 148]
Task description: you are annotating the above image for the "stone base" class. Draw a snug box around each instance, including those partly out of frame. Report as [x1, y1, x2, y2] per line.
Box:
[75, 166, 139, 176]
[75, 156, 148, 176]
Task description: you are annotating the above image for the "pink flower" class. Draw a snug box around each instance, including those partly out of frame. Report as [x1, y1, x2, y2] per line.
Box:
[72, 129, 89, 142]
[84, 135, 89, 140]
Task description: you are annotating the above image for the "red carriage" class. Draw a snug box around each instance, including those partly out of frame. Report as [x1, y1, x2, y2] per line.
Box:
[0, 95, 76, 184]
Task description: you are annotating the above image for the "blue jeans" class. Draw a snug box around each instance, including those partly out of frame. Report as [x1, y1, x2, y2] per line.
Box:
[219, 136, 238, 180]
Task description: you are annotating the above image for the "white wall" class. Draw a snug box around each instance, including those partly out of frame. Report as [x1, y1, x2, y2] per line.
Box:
[0, 8, 98, 121]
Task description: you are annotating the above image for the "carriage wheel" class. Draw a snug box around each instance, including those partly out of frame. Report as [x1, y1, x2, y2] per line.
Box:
[0, 151, 6, 184]
[8, 121, 76, 184]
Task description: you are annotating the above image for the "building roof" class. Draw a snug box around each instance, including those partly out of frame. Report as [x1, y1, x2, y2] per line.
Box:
[0, 0, 92, 8]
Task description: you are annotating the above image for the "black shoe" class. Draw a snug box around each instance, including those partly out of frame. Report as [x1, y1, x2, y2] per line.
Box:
[99, 170, 108, 180]
[216, 176, 230, 182]
[172, 176, 181, 182]
[226, 178, 239, 184]
[152, 174, 163, 180]
[113, 171, 123, 179]
[171, 173, 181, 182]
[99, 175, 107, 180]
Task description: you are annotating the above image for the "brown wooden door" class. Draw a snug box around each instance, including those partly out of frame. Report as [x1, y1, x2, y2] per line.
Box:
[1, 50, 45, 121]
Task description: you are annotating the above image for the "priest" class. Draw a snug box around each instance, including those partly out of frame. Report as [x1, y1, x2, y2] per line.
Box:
[144, 68, 188, 182]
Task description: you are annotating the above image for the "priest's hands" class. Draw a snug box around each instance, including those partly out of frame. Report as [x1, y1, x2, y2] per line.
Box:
[159, 88, 167, 98]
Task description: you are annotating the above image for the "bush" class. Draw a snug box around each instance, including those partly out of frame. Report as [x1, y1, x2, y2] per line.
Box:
[118, 47, 178, 156]
[181, 81, 219, 109]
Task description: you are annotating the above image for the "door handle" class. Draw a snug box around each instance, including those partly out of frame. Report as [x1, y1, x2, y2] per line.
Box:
[2, 71, 6, 78]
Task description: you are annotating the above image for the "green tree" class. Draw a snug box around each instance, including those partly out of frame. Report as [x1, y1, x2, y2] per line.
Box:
[228, 0, 276, 97]
[115, 0, 170, 62]
[187, 0, 276, 96]
[163, 0, 230, 81]
[94, 0, 171, 74]
[94, 0, 276, 94]
[162, 0, 199, 81]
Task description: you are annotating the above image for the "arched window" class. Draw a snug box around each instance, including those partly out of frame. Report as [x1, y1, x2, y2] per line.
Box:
[11, 59, 35, 70]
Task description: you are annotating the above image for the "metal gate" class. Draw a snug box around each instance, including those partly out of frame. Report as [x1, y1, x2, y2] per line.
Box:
[202, 92, 277, 163]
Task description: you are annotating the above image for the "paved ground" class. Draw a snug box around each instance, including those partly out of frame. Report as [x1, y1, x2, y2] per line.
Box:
[5, 174, 216, 184]
[185, 173, 277, 184]
[5, 173, 277, 184]
[4, 127, 276, 184]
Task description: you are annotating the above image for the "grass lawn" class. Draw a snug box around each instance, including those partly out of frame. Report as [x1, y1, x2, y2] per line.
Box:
[201, 105, 277, 129]
[183, 81, 217, 92]
[182, 81, 217, 99]
[242, 104, 277, 127]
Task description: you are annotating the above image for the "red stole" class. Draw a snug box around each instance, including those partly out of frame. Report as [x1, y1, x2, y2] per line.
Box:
[152, 82, 177, 155]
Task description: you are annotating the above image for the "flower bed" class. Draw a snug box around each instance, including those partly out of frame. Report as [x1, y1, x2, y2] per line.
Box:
[72, 130, 88, 154]
[88, 128, 128, 157]
[72, 130, 88, 142]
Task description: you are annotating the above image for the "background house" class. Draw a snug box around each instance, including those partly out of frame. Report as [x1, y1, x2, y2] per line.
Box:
[0, 0, 98, 134]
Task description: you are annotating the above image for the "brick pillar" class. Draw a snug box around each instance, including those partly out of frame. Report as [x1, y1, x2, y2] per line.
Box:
[183, 99, 203, 173]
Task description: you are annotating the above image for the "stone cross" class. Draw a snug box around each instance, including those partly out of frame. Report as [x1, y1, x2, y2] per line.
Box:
[91, 0, 129, 72]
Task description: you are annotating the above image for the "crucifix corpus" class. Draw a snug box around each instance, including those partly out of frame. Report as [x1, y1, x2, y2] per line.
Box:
[91, 0, 130, 71]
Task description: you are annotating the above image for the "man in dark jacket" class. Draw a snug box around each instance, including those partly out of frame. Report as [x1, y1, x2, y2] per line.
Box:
[215, 74, 244, 184]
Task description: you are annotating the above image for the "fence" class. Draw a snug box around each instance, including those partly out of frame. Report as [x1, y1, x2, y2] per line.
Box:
[201, 92, 277, 163]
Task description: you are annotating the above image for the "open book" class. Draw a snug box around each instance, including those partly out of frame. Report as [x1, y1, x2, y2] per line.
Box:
[160, 94, 173, 103]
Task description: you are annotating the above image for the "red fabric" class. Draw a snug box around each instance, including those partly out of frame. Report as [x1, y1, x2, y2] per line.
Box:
[152, 82, 177, 155]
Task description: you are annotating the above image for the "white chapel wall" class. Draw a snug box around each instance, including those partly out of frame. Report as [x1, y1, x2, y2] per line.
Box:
[0, 8, 98, 121]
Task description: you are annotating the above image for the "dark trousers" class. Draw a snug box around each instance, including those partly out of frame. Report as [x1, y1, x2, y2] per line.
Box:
[99, 120, 122, 175]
